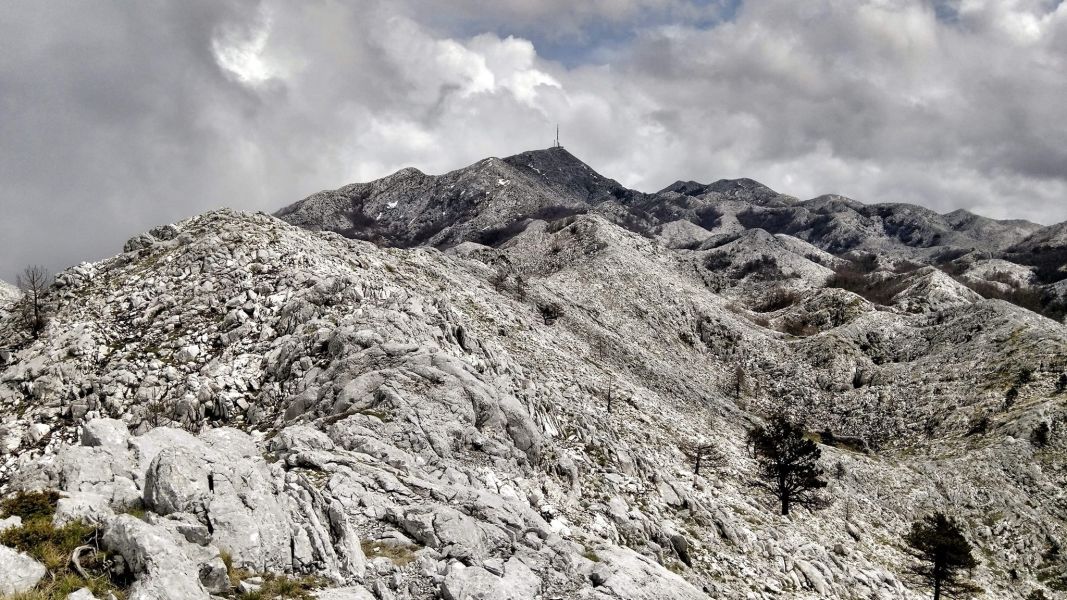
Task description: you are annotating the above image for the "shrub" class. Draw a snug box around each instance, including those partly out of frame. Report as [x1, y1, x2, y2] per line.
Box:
[844, 252, 879, 274]
[736, 255, 784, 280]
[780, 318, 819, 337]
[825, 267, 910, 306]
[1005, 386, 1019, 410]
[695, 207, 723, 230]
[1, 490, 60, 522]
[476, 206, 588, 246]
[703, 252, 733, 272]
[754, 288, 801, 313]
[0, 519, 99, 571]
[1032, 422, 1051, 448]
[750, 315, 770, 328]
[892, 260, 925, 274]
[955, 277, 1067, 321]
[1006, 245, 1067, 285]
[1057, 373, 1067, 394]
[966, 415, 991, 436]
[819, 429, 837, 447]
[237, 573, 326, 600]
[833, 461, 847, 480]
[538, 302, 564, 325]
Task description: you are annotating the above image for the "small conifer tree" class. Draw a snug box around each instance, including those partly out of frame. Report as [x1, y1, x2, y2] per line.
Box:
[749, 416, 827, 515]
[904, 512, 980, 600]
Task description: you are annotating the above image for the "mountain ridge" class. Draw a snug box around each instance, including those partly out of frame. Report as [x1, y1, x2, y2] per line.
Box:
[277, 147, 1047, 258]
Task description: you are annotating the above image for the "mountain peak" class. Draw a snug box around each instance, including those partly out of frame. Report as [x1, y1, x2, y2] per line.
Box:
[502, 147, 630, 203]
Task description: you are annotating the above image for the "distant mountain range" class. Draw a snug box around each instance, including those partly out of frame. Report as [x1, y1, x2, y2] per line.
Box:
[277, 147, 1056, 264]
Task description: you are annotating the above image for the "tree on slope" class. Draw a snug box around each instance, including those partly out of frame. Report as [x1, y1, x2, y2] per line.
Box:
[904, 512, 981, 600]
[749, 415, 827, 515]
[16, 265, 51, 339]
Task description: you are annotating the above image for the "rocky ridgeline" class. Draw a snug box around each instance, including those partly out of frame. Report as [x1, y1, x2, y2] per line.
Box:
[1, 155, 1067, 599]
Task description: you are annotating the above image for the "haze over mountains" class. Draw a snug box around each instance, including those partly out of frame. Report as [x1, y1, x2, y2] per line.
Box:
[2, 148, 1067, 599]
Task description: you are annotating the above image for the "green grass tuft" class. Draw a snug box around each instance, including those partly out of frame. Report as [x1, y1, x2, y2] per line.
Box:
[1, 490, 60, 522]
[0, 490, 127, 599]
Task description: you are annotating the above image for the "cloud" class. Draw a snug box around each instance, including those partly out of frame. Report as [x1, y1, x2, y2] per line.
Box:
[0, 0, 1065, 281]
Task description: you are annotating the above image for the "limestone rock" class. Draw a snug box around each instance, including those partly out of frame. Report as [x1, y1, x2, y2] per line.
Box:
[53, 492, 115, 527]
[587, 546, 705, 600]
[81, 418, 130, 449]
[313, 587, 376, 600]
[0, 545, 47, 595]
[102, 515, 211, 600]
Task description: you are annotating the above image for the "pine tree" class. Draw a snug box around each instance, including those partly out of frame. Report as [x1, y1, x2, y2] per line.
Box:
[749, 416, 827, 515]
[904, 512, 981, 600]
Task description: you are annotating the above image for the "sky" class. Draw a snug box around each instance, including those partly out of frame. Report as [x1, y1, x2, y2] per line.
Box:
[1, 0, 1066, 281]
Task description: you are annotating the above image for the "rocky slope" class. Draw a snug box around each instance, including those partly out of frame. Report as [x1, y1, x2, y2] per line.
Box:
[1, 151, 1067, 599]
[0, 280, 18, 318]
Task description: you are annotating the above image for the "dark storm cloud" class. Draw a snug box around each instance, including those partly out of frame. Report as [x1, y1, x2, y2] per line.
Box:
[1, 0, 1065, 281]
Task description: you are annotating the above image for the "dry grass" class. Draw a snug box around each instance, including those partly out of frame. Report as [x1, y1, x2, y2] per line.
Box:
[360, 540, 418, 566]
[221, 550, 327, 599]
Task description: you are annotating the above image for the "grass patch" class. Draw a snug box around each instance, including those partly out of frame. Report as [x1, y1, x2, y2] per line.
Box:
[234, 573, 327, 599]
[222, 550, 328, 599]
[360, 540, 418, 566]
[1, 490, 60, 522]
[0, 490, 127, 599]
[665, 559, 685, 574]
[359, 408, 393, 423]
[122, 507, 148, 521]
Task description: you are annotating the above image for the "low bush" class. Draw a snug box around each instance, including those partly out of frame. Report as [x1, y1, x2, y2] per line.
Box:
[820, 429, 837, 446]
[703, 252, 733, 272]
[538, 302, 565, 325]
[1032, 422, 1051, 448]
[754, 288, 801, 313]
[966, 415, 991, 436]
[736, 255, 784, 280]
[1004, 386, 1019, 410]
[1, 490, 60, 522]
[892, 260, 925, 274]
[779, 317, 819, 337]
[825, 265, 910, 306]
[949, 273, 1067, 321]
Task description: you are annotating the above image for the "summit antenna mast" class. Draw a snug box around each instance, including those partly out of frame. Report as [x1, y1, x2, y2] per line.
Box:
[554, 124, 563, 149]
